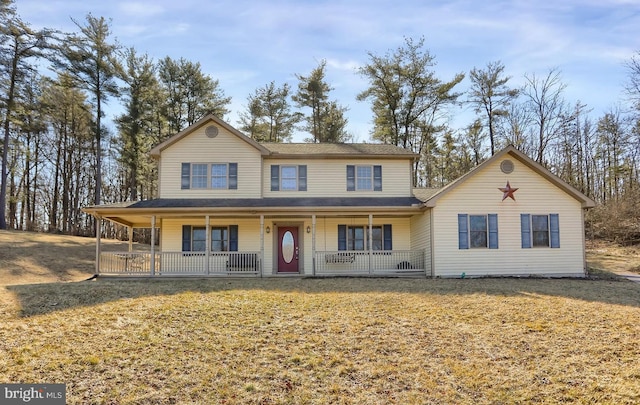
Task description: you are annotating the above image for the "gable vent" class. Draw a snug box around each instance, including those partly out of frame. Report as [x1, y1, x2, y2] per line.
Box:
[500, 159, 514, 174]
[205, 125, 219, 138]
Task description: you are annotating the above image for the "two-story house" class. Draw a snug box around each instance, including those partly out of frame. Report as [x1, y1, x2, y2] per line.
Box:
[84, 114, 595, 278]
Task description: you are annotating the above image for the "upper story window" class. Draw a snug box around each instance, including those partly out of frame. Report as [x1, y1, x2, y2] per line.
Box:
[347, 165, 382, 191]
[270, 165, 307, 191]
[458, 214, 498, 249]
[211, 164, 229, 189]
[191, 164, 208, 189]
[521, 214, 560, 248]
[181, 163, 237, 190]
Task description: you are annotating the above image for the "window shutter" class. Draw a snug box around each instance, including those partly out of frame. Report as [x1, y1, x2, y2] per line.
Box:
[488, 214, 499, 249]
[373, 165, 382, 191]
[338, 225, 347, 250]
[229, 163, 238, 190]
[458, 214, 469, 249]
[383, 224, 392, 250]
[181, 163, 191, 189]
[182, 225, 191, 251]
[298, 165, 307, 191]
[229, 225, 238, 251]
[346, 165, 355, 191]
[271, 165, 279, 191]
[521, 214, 531, 248]
[550, 214, 560, 248]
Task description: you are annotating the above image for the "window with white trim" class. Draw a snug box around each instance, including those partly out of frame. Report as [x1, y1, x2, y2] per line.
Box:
[182, 225, 237, 252]
[521, 214, 560, 248]
[346, 165, 382, 191]
[181, 163, 238, 190]
[191, 164, 208, 189]
[211, 164, 228, 189]
[281, 166, 298, 191]
[338, 224, 392, 251]
[458, 214, 498, 249]
[270, 165, 307, 191]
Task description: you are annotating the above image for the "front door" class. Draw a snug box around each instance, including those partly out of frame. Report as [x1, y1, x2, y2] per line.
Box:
[277, 226, 299, 273]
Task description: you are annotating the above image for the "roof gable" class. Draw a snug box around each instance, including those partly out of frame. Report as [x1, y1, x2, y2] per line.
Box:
[150, 115, 419, 160]
[424, 145, 596, 208]
[149, 114, 270, 157]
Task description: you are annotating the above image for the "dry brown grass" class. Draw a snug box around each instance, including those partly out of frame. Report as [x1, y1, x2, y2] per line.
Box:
[1, 231, 640, 404]
[586, 239, 640, 275]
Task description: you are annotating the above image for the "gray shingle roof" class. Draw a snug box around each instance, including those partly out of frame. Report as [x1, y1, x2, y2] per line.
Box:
[261, 143, 418, 157]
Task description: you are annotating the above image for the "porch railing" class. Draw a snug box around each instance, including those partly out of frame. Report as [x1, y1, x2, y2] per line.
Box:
[99, 250, 428, 277]
[314, 250, 428, 276]
[99, 251, 261, 276]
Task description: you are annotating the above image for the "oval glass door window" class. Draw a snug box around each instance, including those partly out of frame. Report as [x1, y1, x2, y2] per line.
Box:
[282, 231, 294, 263]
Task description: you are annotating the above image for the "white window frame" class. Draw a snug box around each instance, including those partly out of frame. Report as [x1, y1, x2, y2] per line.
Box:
[355, 166, 373, 191]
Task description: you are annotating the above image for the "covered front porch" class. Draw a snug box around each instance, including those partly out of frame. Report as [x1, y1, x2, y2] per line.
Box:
[85, 199, 431, 277]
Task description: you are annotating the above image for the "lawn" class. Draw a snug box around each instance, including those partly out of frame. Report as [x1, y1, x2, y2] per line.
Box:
[1, 230, 640, 404]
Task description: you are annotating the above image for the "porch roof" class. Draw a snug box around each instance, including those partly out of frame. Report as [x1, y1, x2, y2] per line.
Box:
[128, 196, 423, 208]
[83, 197, 425, 228]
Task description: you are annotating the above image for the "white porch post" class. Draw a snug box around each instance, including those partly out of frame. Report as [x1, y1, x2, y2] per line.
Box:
[95, 216, 102, 275]
[128, 225, 133, 252]
[368, 214, 373, 274]
[260, 215, 264, 277]
[205, 215, 210, 275]
[150, 216, 156, 276]
[312, 214, 316, 276]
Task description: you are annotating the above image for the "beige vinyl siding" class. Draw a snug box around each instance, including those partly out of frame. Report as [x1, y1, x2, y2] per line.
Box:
[313, 217, 411, 251]
[263, 158, 413, 197]
[162, 218, 262, 252]
[158, 126, 262, 198]
[432, 158, 586, 277]
[410, 212, 432, 276]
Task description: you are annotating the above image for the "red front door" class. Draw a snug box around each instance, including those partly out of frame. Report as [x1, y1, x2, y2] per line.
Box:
[277, 226, 299, 273]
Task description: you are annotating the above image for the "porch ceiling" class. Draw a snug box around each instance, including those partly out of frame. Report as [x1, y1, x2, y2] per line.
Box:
[83, 197, 426, 228]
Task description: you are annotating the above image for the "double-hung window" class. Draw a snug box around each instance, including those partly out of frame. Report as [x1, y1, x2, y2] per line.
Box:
[338, 225, 392, 251]
[211, 164, 228, 189]
[458, 214, 498, 249]
[181, 163, 238, 190]
[211, 226, 229, 251]
[270, 165, 307, 191]
[521, 214, 560, 248]
[346, 165, 382, 191]
[191, 227, 207, 251]
[191, 164, 208, 189]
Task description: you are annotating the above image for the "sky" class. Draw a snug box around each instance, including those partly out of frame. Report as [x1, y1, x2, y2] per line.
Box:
[15, 0, 640, 142]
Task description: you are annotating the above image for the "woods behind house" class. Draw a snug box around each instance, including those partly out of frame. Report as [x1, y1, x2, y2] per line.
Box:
[1, 1, 639, 244]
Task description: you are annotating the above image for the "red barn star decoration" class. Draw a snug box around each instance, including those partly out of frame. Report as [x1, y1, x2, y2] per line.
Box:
[499, 181, 518, 201]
